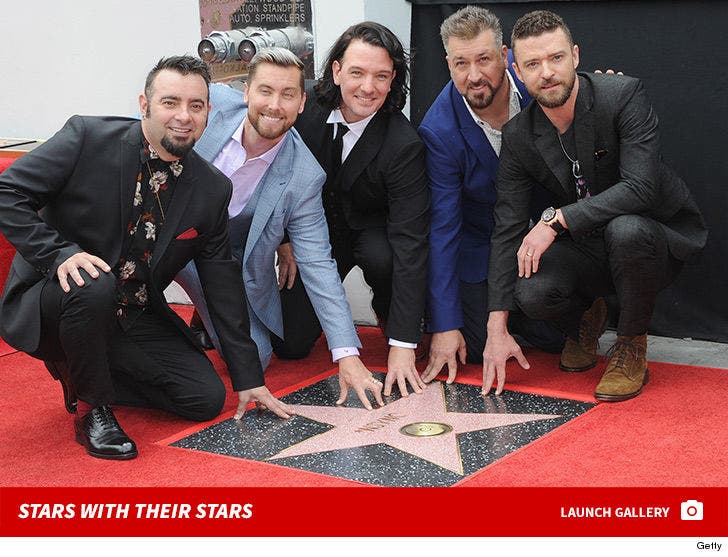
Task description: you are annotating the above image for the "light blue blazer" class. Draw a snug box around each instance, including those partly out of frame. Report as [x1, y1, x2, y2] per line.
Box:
[178, 83, 360, 368]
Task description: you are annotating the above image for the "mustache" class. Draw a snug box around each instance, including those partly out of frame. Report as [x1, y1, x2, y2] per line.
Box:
[467, 80, 492, 90]
[541, 78, 562, 87]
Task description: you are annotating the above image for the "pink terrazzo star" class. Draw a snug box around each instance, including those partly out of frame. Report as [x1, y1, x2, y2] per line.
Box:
[268, 382, 560, 475]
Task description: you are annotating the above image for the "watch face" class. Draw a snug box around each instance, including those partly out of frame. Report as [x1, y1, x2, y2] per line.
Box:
[541, 207, 556, 222]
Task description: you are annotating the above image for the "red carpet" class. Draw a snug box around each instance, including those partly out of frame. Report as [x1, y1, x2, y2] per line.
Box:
[1, 304, 726, 488]
[1, 157, 18, 291]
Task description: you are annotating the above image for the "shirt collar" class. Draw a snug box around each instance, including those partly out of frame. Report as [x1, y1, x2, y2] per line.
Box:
[326, 108, 376, 139]
[140, 139, 184, 177]
[505, 70, 522, 101]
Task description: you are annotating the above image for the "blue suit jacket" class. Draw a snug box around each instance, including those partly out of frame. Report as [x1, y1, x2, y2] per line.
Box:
[418, 58, 531, 333]
[191, 83, 360, 367]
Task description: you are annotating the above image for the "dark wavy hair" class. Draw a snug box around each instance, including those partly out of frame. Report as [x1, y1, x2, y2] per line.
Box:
[314, 21, 410, 112]
[144, 55, 211, 100]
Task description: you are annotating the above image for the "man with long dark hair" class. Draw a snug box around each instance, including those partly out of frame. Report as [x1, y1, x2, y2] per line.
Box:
[285, 22, 430, 398]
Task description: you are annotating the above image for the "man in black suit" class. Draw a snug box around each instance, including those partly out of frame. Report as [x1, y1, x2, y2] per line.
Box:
[483, 11, 707, 401]
[283, 22, 430, 398]
[0, 56, 292, 460]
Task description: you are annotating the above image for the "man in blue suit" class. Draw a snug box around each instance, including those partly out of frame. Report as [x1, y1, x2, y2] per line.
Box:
[176, 48, 385, 411]
[419, 6, 564, 384]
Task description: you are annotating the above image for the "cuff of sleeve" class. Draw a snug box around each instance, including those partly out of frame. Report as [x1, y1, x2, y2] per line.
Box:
[388, 339, 417, 349]
[332, 346, 360, 362]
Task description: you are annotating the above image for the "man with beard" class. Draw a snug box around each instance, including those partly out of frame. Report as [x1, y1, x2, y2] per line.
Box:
[0, 56, 289, 461]
[176, 48, 385, 410]
[483, 11, 707, 401]
[418, 6, 564, 385]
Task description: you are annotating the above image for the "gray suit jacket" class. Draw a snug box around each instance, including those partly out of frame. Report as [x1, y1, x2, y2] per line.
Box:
[488, 73, 707, 311]
[192, 83, 359, 366]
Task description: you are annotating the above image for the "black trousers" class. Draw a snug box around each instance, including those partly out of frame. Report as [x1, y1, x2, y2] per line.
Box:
[514, 215, 683, 340]
[270, 272, 323, 360]
[34, 270, 225, 421]
[460, 279, 565, 364]
[273, 226, 392, 360]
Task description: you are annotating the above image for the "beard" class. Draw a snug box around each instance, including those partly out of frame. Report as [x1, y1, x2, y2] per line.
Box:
[248, 110, 291, 141]
[532, 71, 576, 109]
[161, 135, 196, 158]
[464, 72, 505, 110]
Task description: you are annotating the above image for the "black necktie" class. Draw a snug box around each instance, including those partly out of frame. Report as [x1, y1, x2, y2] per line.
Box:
[332, 123, 348, 174]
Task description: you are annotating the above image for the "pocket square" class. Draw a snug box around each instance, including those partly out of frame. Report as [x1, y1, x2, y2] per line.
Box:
[176, 227, 198, 240]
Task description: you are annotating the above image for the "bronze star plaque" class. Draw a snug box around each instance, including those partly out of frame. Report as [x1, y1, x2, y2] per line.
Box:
[400, 422, 453, 437]
[170, 371, 595, 487]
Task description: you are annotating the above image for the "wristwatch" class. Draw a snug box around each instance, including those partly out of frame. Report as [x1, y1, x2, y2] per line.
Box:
[541, 206, 566, 236]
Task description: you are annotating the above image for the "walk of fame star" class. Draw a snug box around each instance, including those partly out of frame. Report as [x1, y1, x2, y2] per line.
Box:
[268, 382, 559, 475]
[170, 372, 595, 487]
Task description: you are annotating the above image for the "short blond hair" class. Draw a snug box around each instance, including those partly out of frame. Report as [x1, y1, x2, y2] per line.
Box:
[247, 47, 305, 92]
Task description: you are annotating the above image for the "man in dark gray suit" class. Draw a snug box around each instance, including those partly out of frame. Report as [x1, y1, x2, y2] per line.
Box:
[0, 56, 291, 460]
[483, 11, 707, 402]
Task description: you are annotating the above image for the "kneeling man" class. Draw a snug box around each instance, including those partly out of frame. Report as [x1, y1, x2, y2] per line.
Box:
[176, 48, 385, 410]
[483, 11, 707, 401]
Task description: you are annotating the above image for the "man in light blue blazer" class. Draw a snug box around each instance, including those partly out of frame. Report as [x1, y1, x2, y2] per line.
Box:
[176, 48, 385, 411]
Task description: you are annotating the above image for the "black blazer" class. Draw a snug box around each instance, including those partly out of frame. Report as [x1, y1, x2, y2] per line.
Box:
[295, 89, 430, 343]
[0, 116, 263, 390]
[488, 73, 707, 311]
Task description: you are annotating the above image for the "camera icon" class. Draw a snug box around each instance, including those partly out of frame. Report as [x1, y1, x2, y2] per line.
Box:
[680, 500, 704, 520]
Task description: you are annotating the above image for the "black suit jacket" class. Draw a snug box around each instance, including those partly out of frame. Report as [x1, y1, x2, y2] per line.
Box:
[0, 116, 264, 390]
[488, 73, 707, 311]
[295, 89, 430, 343]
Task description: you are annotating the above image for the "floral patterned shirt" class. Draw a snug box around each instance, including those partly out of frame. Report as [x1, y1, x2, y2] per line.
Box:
[114, 141, 183, 329]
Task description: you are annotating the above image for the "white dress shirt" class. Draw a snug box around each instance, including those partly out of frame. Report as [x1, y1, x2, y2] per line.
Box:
[326, 108, 417, 350]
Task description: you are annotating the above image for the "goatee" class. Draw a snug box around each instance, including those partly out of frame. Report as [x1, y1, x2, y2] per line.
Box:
[467, 83, 496, 110]
[161, 136, 195, 158]
[465, 72, 505, 111]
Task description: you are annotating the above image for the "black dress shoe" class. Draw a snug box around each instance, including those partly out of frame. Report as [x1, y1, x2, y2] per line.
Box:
[189, 310, 215, 350]
[190, 325, 215, 351]
[75, 405, 138, 460]
[44, 360, 77, 414]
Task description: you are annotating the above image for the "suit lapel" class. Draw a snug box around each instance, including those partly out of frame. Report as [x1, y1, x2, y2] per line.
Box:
[150, 156, 197, 272]
[573, 76, 596, 195]
[118, 123, 143, 262]
[534, 106, 574, 199]
[451, 84, 499, 170]
[340, 111, 387, 192]
[195, 106, 245, 161]
[243, 133, 293, 263]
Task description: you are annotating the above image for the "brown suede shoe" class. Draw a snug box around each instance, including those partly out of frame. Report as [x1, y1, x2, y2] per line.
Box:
[595, 334, 649, 402]
[559, 297, 608, 372]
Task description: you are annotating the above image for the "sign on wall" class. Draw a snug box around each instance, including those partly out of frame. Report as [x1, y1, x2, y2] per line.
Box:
[199, 0, 314, 82]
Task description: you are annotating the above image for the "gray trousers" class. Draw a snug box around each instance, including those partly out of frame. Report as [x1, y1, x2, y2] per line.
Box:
[514, 215, 682, 339]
